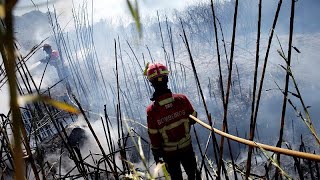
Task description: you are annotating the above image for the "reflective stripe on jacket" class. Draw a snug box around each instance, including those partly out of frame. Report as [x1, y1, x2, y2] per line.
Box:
[147, 93, 196, 152]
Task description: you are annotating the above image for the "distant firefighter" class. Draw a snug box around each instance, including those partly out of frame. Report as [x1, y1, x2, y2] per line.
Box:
[145, 62, 201, 180]
[41, 44, 71, 94]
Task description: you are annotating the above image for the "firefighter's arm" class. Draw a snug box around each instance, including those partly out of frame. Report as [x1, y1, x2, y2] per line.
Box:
[40, 57, 50, 64]
[148, 127, 163, 164]
[147, 112, 163, 164]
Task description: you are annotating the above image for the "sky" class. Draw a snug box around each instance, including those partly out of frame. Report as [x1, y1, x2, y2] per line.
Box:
[14, 0, 215, 24]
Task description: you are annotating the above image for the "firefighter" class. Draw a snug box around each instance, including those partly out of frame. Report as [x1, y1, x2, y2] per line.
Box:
[40, 44, 71, 94]
[145, 62, 201, 180]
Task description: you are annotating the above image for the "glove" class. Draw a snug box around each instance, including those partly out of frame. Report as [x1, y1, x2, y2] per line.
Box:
[151, 148, 163, 164]
[189, 111, 197, 125]
[156, 159, 164, 165]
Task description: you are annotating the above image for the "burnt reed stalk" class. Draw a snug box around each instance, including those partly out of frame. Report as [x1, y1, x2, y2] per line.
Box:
[0, 114, 14, 170]
[285, 144, 304, 179]
[146, 45, 155, 63]
[157, 11, 168, 66]
[216, 0, 238, 178]
[235, 127, 241, 160]
[71, 10, 97, 95]
[288, 69, 320, 143]
[315, 153, 319, 178]
[126, 41, 143, 72]
[121, 68, 137, 117]
[216, 17, 229, 71]
[115, 40, 121, 143]
[209, 0, 231, 173]
[72, 2, 112, 104]
[202, 132, 216, 179]
[308, 156, 315, 179]
[275, 0, 295, 179]
[235, 63, 243, 99]
[209, 4, 232, 174]
[60, 122, 89, 179]
[193, 127, 214, 180]
[71, 41, 91, 100]
[63, 37, 83, 97]
[20, 119, 40, 180]
[36, 135, 47, 180]
[120, 90, 134, 119]
[73, 95, 119, 179]
[92, 42, 110, 103]
[104, 106, 118, 176]
[275, 36, 320, 144]
[15, 47, 35, 94]
[252, 0, 282, 158]
[167, 20, 178, 74]
[245, 0, 262, 178]
[0, 43, 42, 89]
[59, 123, 88, 178]
[124, 53, 139, 98]
[59, 144, 63, 178]
[165, 16, 178, 92]
[16, 58, 32, 94]
[98, 118, 109, 171]
[101, 116, 111, 156]
[180, 18, 230, 179]
[123, 47, 145, 99]
[212, 5, 238, 177]
[1, 4, 25, 178]
[115, 39, 130, 173]
[38, 57, 51, 90]
[118, 36, 130, 91]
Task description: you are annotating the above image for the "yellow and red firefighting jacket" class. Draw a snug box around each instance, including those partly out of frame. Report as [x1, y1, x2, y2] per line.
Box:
[147, 92, 197, 152]
[49, 50, 61, 67]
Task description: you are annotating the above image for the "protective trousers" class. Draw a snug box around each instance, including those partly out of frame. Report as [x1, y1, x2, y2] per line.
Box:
[163, 145, 201, 180]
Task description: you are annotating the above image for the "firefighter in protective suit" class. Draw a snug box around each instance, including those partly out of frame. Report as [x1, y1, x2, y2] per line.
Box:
[41, 44, 71, 95]
[145, 62, 201, 180]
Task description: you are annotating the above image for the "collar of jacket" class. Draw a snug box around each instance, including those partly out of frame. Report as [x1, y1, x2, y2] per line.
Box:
[150, 89, 172, 102]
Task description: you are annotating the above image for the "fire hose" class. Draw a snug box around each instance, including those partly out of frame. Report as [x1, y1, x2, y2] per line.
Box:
[189, 115, 320, 162]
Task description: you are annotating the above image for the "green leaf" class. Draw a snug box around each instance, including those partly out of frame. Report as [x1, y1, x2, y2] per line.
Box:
[18, 94, 80, 114]
[0, 4, 5, 19]
[289, 92, 300, 99]
[153, 162, 164, 176]
[126, 0, 142, 37]
[138, 137, 145, 160]
[255, 142, 291, 179]
[277, 49, 287, 63]
[162, 164, 170, 180]
[292, 46, 301, 53]
[279, 64, 292, 76]
[153, 162, 169, 180]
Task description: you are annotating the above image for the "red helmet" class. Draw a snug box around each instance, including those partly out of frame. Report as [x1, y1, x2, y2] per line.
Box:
[51, 50, 60, 58]
[144, 62, 169, 81]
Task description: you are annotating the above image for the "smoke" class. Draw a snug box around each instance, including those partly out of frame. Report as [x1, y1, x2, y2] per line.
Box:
[14, 0, 226, 25]
[1, 0, 318, 178]
[41, 115, 122, 177]
[0, 84, 9, 114]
